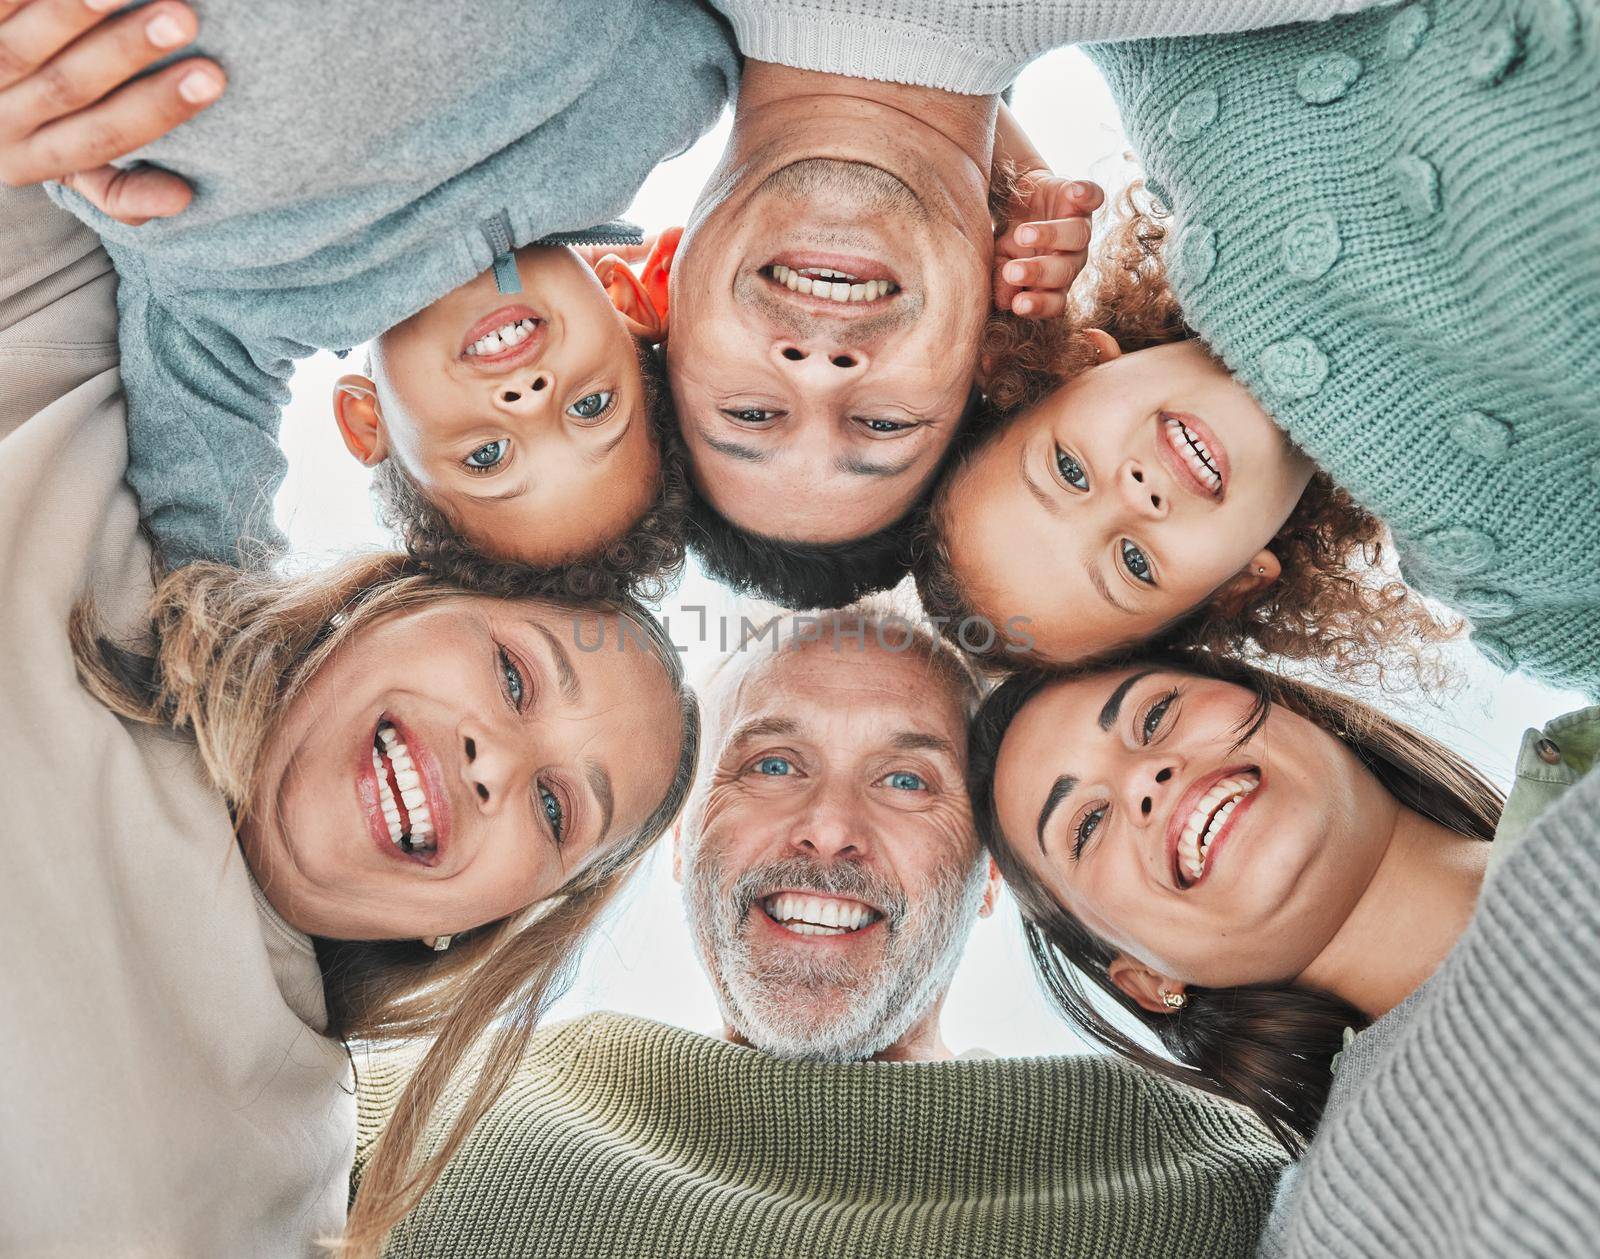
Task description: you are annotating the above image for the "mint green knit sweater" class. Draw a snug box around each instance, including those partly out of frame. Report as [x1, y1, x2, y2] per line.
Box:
[354, 1013, 1285, 1257]
[1087, 0, 1600, 698]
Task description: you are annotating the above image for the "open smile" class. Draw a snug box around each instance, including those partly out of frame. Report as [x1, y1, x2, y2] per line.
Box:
[1157, 411, 1230, 502]
[359, 713, 452, 868]
[458, 303, 548, 372]
[1166, 765, 1262, 889]
[759, 891, 884, 939]
[759, 251, 901, 314]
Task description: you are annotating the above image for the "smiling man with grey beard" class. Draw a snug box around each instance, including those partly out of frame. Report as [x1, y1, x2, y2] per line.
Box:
[353, 610, 1287, 1257]
[677, 610, 997, 1063]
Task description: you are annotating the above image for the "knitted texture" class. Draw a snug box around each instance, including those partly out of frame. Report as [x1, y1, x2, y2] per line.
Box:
[354, 1013, 1286, 1258]
[1262, 763, 1600, 1257]
[711, 1, 1389, 95]
[1087, 0, 1600, 698]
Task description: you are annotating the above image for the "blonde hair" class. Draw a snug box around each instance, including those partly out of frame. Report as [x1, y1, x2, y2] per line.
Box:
[70, 552, 699, 1256]
[916, 184, 1457, 689]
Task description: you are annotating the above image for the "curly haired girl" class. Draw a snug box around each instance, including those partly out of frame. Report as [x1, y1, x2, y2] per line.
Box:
[915, 189, 1455, 686]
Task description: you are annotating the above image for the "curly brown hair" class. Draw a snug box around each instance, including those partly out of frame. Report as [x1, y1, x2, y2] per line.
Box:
[913, 184, 1456, 688]
[372, 339, 689, 604]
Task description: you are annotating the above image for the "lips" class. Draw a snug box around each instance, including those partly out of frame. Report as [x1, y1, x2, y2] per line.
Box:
[759, 252, 902, 315]
[458, 303, 548, 372]
[1164, 764, 1262, 890]
[1156, 410, 1230, 503]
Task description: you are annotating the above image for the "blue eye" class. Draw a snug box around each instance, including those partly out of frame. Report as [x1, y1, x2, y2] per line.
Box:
[538, 784, 566, 844]
[885, 771, 926, 791]
[1121, 539, 1154, 584]
[1055, 446, 1089, 491]
[756, 756, 792, 776]
[567, 390, 614, 421]
[1073, 805, 1107, 861]
[498, 646, 525, 710]
[465, 439, 508, 471]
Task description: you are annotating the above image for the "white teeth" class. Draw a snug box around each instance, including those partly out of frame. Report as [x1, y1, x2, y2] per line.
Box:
[464, 318, 539, 358]
[1175, 772, 1260, 884]
[1166, 417, 1223, 495]
[764, 892, 877, 934]
[373, 721, 436, 850]
[769, 265, 895, 304]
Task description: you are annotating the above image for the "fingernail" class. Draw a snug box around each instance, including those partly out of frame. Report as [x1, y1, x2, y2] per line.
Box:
[178, 68, 221, 103]
[86, 0, 126, 13]
[147, 13, 187, 47]
[1071, 182, 1092, 198]
[1005, 263, 1026, 282]
[1017, 227, 1037, 246]
[1018, 297, 1034, 314]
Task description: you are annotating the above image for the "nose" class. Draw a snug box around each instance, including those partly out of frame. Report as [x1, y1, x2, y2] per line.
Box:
[490, 371, 555, 417]
[788, 780, 867, 861]
[1116, 458, 1168, 520]
[1123, 759, 1182, 834]
[459, 722, 527, 817]
[771, 340, 870, 377]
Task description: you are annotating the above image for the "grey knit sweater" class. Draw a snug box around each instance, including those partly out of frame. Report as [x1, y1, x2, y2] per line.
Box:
[1261, 758, 1600, 1257]
[355, 1013, 1286, 1257]
[710, 0, 1391, 94]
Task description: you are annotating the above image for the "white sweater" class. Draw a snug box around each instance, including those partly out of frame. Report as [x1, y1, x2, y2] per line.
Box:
[711, 0, 1391, 94]
[0, 183, 353, 1256]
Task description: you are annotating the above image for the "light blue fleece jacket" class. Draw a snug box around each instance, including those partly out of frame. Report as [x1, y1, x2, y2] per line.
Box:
[48, 0, 737, 568]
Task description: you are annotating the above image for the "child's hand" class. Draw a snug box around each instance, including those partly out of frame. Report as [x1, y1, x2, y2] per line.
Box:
[0, 0, 225, 226]
[993, 175, 1104, 320]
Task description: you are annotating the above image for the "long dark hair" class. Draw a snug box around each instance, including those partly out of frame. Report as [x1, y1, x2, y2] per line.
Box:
[969, 649, 1503, 1152]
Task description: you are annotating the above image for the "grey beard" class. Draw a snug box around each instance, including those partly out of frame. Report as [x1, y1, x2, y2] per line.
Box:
[684, 848, 990, 1063]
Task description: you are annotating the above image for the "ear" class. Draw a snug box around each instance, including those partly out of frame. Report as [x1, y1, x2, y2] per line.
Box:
[1108, 954, 1186, 1015]
[593, 254, 668, 343]
[333, 374, 389, 467]
[1082, 328, 1121, 364]
[638, 225, 682, 339]
[977, 856, 1003, 918]
[671, 818, 685, 884]
[1212, 547, 1282, 614]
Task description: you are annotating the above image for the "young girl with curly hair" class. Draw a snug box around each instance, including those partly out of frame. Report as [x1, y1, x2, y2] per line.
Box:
[917, 0, 1600, 698]
[914, 193, 1456, 685]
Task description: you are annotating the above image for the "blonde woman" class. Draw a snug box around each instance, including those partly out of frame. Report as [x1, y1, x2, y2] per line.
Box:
[0, 184, 698, 1257]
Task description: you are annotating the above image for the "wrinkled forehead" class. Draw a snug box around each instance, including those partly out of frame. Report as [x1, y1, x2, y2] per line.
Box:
[702, 633, 969, 761]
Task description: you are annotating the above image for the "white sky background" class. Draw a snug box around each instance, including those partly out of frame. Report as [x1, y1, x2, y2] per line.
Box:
[276, 50, 1583, 1056]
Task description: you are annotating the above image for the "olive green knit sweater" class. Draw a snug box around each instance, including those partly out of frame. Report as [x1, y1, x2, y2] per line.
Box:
[1087, 0, 1600, 698]
[354, 1012, 1285, 1258]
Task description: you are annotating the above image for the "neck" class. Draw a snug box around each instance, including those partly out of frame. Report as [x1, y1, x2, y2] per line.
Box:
[719, 990, 956, 1064]
[1297, 807, 1489, 1020]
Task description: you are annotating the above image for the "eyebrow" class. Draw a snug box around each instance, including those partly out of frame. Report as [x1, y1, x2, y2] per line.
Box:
[1019, 446, 1060, 515]
[1084, 560, 1138, 615]
[531, 622, 582, 704]
[890, 730, 959, 757]
[1036, 774, 1080, 853]
[1099, 669, 1158, 730]
[585, 760, 615, 844]
[723, 716, 800, 751]
[699, 428, 773, 464]
[462, 478, 533, 504]
[583, 414, 635, 466]
[835, 452, 919, 478]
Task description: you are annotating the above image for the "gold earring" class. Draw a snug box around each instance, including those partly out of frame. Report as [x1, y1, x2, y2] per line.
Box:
[1160, 990, 1187, 1010]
